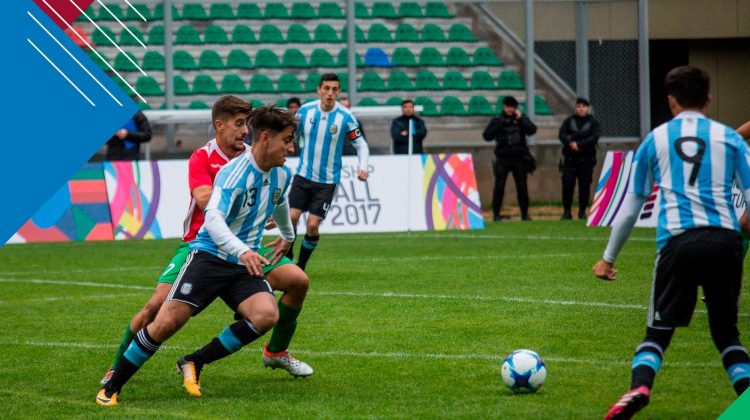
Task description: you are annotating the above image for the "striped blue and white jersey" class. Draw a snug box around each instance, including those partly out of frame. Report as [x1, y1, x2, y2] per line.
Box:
[191, 150, 294, 264]
[630, 111, 750, 250]
[296, 100, 368, 184]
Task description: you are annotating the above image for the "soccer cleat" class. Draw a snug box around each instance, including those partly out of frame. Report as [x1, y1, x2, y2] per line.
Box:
[262, 342, 313, 378]
[176, 357, 202, 397]
[604, 386, 651, 420]
[95, 387, 119, 407]
[100, 367, 115, 385]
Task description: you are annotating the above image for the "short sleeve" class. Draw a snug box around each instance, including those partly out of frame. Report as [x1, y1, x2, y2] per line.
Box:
[733, 130, 750, 192]
[188, 149, 212, 192]
[630, 135, 655, 197]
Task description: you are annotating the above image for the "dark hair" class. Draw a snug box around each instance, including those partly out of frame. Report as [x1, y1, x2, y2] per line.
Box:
[502, 96, 519, 108]
[575, 97, 590, 106]
[665, 66, 710, 109]
[401, 99, 414, 106]
[286, 97, 301, 107]
[212, 95, 252, 128]
[319, 72, 340, 87]
[248, 105, 297, 141]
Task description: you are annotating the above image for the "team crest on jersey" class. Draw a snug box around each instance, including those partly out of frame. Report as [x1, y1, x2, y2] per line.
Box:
[329, 124, 338, 134]
[180, 283, 193, 295]
[272, 188, 282, 204]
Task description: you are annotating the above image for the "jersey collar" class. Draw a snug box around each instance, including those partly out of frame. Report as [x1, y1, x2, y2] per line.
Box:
[675, 110, 704, 119]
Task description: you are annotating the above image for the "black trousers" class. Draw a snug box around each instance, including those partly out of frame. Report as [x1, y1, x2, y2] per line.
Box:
[492, 157, 529, 217]
[561, 157, 596, 216]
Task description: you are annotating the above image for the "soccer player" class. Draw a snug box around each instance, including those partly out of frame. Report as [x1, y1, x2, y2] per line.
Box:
[593, 66, 750, 419]
[97, 106, 299, 406]
[287, 73, 369, 270]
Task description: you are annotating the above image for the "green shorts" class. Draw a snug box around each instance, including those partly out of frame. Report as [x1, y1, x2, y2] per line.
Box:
[156, 242, 293, 285]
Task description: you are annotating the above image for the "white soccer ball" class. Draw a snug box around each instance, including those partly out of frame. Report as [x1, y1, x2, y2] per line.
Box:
[500, 349, 547, 393]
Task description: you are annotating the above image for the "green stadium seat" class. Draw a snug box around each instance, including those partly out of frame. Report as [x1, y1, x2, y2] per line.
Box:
[415, 96, 439, 116]
[425, 2, 453, 18]
[160, 102, 181, 110]
[291, 3, 316, 19]
[473, 47, 502, 66]
[98, 3, 124, 21]
[419, 47, 444, 66]
[392, 47, 417, 67]
[136, 76, 162, 96]
[442, 71, 468, 90]
[173, 50, 198, 70]
[264, 3, 288, 19]
[313, 24, 339, 43]
[421, 24, 446, 42]
[440, 96, 466, 115]
[259, 24, 284, 43]
[182, 3, 208, 20]
[237, 3, 262, 19]
[532, 95, 554, 115]
[193, 75, 219, 94]
[87, 50, 109, 70]
[147, 25, 164, 45]
[395, 24, 419, 43]
[209, 3, 235, 19]
[305, 73, 322, 92]
[227, 49, 253, 69]
[399, 3, 423, 17]
[415, 70, 441, 90]
[77, 5, 94, 21]
[220, 74, 248, 93]
[204, 25, 230, 44]
[277, 74, 304, 93]
[255, 49, 280, 68]
[92, 27, 116, 46]
[498, 70, 524, 89]
[368, 24, 393, 43]
[337, 48, 363, 67]
[119, 26, 145, 46]
[446, 47, 472, 66]
[342, 25, 366, 43]
[387, 71, 414, 91]
[358, 97, 379, 107]
[153, 4, 180, 20]
[355, 2, 369, 18]
[468, 96, 494, 115]
[470, 70, 496, 90]
[385, 97, 404, 106]
[249, 74, 275, 93]
[175, 25, 202, 44]
[114, 51, 138, 71]
[112, 76, 132, 95]
[141, 51, 165, 71]
[318, 3, 344, 19]
[231, 25, 256, 43]
[371, 3, 397, 18]
[249, 99, 264, 109]
[137, 101, 152, 111]
[188, 100, 211, 109]
[199, 50, 224, 69]
[286, 24, 312, 43]
[277, 98, 289, 108]
[173, 75, 191, 95]
[448, 24, 476, 42]
[337, 72, 349, 91]
[281, 49, 309, 68]
[359, 72, 386, 91]
[125, 3, 151, 21]
[310, 49, 335, 67]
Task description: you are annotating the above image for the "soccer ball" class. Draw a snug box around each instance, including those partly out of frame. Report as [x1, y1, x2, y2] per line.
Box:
[500, 349, 547, 393]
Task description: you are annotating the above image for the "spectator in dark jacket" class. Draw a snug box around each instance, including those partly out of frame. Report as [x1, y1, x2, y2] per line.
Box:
[558, 97, 601, 220]
[105, 111, 152, 161]
[482, 96, 537, 221]
[391, 99, 428, 154]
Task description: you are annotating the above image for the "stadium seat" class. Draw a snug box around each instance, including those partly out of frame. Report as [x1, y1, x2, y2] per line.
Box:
[147, 25, 164, 45]
[141, 51, 165, 71]
[425, 2, 453, 18]
[473, 47, 502, 66]
[204, 25, 230, 44]
[209, 3, 235, 20]
[87, 50, 109, 70]
[395, 24, 419, 43]
[182, 3, 208, 20]
[415, 96, 439, 116]
[419, 47, 444, 66]
[342, 25, 366, 43]
[371, 3, 397, 18]
[264, 3, 288, 19]
[173, 75, 191, 95]
[337, 72, 349, 91]
[259, 24, 284, 43]
[277, 74, 304, 93]
[357, 97, 379, 107]
[125, 3, 151, 21]
[160, 102, 181, 110]
[470, 70, 496, 90]
[137, 101, 152, 111]
[497, 70, 524, 89]
[114, 51, 138, 71]
[310, 49, 335, 67]
[255, 49, 281, 68]
[359, 72, 386, 91]
[387, 71, 414, 91]
[440, 96, 466, 115]
[385, 97, 404, 106]
[446, 47, 472, 66]
[337, 48, 363, 67]
[318, 3, 344, 19]
[249, 74, 275, 93]
[92, 27, 116, 46]
[136, 76, 162, 96]
[532, 95, 554, 115]
[364, 48, 392, 67]
[77, 5, 94, 21]
[367, 24, 393, 43]
[237, 3, 262, 19]
[313, 24, 339, 43]
[392, 48, 417, 67]
[291, 3, 316, 19]
[398, 3, 423, 17]
[188, 100, 210, 109]
[468, 96, 494, 115]
[282, 49, 309, 68]
[193, 75, 219, 94]
[227, 49, 253, 69]
[355, 2, 369, 18]
[421, 24, 446, 42]
[175, 25, 202, 44]
[415, 70, 441, 90]
[231, 25, 256, 43]
[98, 3, 124, 21]
[249, 99, 264, 109]
[286, 24, 312, 43]
[443, 71, 468, 90]
[173, 50, 198, 70]
[119, 26, 145, 46]
[305, 72, 321, 92]
[199, 50, 224, 69]
[448, 24, 476, 42]
[112, 76, 132, 95]
[220, 74, 248, 93]
[153, 4, 180, 20]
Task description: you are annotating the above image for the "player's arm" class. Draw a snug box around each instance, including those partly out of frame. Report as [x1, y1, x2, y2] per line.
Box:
[737, 120, 750, 140]
[266, 194, 295, 265]
[347, 117, 370, 181]
[188, 150, 214, 210]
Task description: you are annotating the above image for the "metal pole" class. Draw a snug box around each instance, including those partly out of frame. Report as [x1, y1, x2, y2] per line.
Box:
[346, 0, 357, 105]
[638, 0, 651, 139]
[575, 0, 589, 100]
[164, 0, 176, 151]
[524, 0, 535, 142]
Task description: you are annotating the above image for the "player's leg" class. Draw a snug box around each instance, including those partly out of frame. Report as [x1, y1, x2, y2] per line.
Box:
[296, 182, 336, 270]
[561, 158, 575, 219]
[297, 215, 322, 270]
[492, 158, 510, 221]
[286, 175, 311, 260]
[510, 161, 530, 220]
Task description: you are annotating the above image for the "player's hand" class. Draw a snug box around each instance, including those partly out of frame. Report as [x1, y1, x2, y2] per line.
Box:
[264, 217, 277, 230]
[570, 141, 579, 152]
[357, 168, 368, 181]
[239, 250, 269, 277]
[264, 237, 291, 265]
[593, 259, 617, 281]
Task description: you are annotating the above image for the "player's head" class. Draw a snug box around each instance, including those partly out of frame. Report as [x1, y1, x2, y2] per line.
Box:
[286, 97, 301, 115]
[318, 73, 341, 111]
[212, 95, 252, 153]
[665, 66, 711, 113]
[249, 105, 297, 167]
[575, 97, 590, 117]
[401, 99, 415, 117]
[339, 97, 351, 109]
[501, 96, 518, 117]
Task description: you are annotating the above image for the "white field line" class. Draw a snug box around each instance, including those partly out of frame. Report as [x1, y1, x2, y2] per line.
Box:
[96, 0, 147, 49]
[123, 0, 147, 22]
[27, 11, 122, 106]
[341, 233, 654, 242]
[27, 39, 94, 106]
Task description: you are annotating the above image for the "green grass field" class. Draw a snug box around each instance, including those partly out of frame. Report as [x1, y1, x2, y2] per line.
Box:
[0, 221, 746, 418]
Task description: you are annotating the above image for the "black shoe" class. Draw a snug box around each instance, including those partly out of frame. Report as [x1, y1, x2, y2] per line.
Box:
[578, 212, 587, 220]
[561, 212, 573, 220]
[521, 214, 532, 221]
[493, 214, 501, 222]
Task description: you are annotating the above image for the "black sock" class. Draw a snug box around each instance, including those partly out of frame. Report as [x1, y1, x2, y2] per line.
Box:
[297, 234, 319, 270]
[720, 344, 750, 395]
[630, 327, 673, 389]
[186, 319, 262, 366]
[108, 328, 161, 391]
